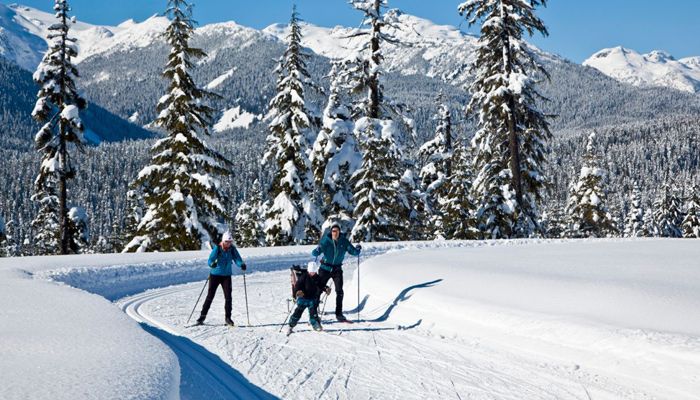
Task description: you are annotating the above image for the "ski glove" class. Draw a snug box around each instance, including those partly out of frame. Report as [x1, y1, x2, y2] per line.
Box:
[241, 263, 247, 271]
[295, 290, 304, 299]
[324, 286, 331, 295]
[210, 259, 218, 268]
[356, 244, 362, 252]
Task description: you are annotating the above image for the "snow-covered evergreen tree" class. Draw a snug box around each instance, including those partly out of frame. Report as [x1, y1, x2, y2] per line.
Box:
[124, 0, 231, 252]
[641, 207, 657, 237]
[419, 93, 453, 238]
[31, 182, 61, 255]
[623, 183, 645, 237]
[31, 0, 88, 255]
[653, 185, 684, 238]
[234, 180, 264, 247]
[565, 132, 617, 238]
[263, 7, 321, 246]
[67, 206, 89, 254]
[441, 140, 479, 240]
[2, 219, 20, 257]
[682, 186, 700, 238]
[459, 0, 552, 238]
[309, 60, 361, 231]
[349, 0, 413, 242]
[0, 215, 5, 257]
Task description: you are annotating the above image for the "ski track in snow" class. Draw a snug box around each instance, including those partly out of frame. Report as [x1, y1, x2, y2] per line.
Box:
[113, 244, 678, 400]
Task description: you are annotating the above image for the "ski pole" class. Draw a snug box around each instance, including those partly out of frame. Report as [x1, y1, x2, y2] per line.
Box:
[278, 303, 295, 333]
[243, 270, 250, 326]
[357, 252, 361, 322]
[320, 280, 333, 316]
[186, 276, 209, 324]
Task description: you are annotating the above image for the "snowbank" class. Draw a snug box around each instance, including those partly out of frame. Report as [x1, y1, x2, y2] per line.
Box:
[0, 268, 179, 400]
[355, 239, 700, 400]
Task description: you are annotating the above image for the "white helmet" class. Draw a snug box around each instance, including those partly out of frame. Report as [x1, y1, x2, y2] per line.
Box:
[222, 231, 233, 243]
[307, 261, 319, 274]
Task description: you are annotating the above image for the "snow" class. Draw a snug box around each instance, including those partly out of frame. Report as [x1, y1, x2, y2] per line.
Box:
[0, 267, 179, 400]
[263, 12, 481, 85]
[212, 106, 259, 132]
[2, 239, 699, 399]
[584, 46, 700, 93]
[4, 4, 169, 67]
[204, 68, 236, 90]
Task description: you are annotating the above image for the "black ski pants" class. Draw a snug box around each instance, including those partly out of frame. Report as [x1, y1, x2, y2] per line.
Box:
[199, 275, 232, 320]
[317, 267, 344, 316]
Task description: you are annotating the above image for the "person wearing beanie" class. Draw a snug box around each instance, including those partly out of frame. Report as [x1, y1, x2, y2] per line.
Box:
[311, 222, 361, 322]
[196, 231, 247, 326]
[287, 262, 330, 334]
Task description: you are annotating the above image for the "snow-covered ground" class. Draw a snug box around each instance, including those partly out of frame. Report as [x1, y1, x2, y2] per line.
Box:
[1, 239, 699, 399]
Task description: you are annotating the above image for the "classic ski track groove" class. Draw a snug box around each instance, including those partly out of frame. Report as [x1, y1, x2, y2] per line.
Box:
[118, 288, 270, 400]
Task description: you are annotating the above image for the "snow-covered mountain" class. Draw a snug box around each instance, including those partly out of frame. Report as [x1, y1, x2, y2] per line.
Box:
[264, 10, 480, 85]
[583, 46, 700, 93]
[0, 3, 169, 68]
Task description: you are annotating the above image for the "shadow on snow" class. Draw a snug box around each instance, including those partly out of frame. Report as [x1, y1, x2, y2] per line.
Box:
[140, 323, 278, 400]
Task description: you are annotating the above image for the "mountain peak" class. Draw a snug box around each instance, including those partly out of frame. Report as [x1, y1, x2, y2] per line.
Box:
[584, 46, 700, 93]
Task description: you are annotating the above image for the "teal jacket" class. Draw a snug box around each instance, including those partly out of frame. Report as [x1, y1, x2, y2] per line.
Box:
[311, 232, 360, 272]
[208, 244, 244, 276]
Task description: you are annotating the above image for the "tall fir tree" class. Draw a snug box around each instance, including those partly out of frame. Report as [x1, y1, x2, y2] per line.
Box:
[67, 206, 89, 254]
[653, 184, 684, 238]
[235, 180, 264, 247]
[641, 206, 657, 237]
[124, 0, 231, 252]
[623, 183, 646, 237]
[309, 60, 361, 232]
[565, 132, 617, 238]
[459, 0, 552, 238]
[348, 0, 413, 242]
[441, 139, 479, 240]
[681, 186, 700, 238]
[419, 93, 454, 238]
[263, 6, 321, 246]
[31, 0, 87, 255]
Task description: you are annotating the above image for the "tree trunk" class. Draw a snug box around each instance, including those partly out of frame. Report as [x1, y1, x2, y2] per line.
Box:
[368, 0, 381, 119]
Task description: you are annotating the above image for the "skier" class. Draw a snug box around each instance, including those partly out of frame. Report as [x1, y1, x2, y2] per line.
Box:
[311, 222, 361, 322]
[196, 231, 247, 326]
[288, 262, 330, 334]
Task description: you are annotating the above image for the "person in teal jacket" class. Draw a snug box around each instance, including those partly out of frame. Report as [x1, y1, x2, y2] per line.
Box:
[196, 231, 246, 326]
[311, 222, 361, 322]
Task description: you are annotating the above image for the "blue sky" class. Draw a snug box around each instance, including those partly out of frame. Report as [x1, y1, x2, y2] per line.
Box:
[13, 0, 700, 63]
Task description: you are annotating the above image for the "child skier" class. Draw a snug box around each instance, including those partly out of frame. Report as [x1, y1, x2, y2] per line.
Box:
[287, 262, 330, 335]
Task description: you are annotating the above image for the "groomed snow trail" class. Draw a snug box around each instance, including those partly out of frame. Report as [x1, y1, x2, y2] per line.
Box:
[115, 243, 687, 400]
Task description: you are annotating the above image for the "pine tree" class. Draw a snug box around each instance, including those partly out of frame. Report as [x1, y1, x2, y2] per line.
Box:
[460, 0, 552, 238]
[0, 215, 5, 257]
[67, 206, 89, 254]
[565, 132, 617, 238]
[263, 7, 321, 246]
[419, 94, 453, 238]
[309, 60, 361, 231]
[623, 183, 645, 237]
[653, 185, 684, 238]
[641, 207, 657, 237]
[124, 0, 231, 252]
[31, 0, 88, 255]
[234, 180, 264, 247]
[441, 140, 479, 240]
[681, 186, 700, 238]
[349, 0, 412, 242]
[31, 181, 61, 255]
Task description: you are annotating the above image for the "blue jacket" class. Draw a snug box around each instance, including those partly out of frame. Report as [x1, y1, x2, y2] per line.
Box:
[311, 232, 360, 272]
[208, 244, 244, 276]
